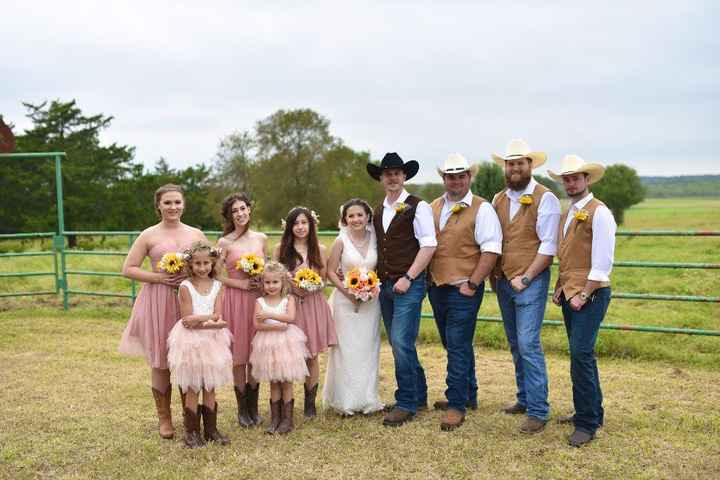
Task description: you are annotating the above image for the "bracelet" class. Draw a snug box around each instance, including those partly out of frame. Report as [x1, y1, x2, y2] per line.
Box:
[403, 273, 414, 282]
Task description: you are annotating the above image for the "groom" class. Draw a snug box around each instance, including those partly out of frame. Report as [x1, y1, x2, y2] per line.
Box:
[367, 152, 437, 427]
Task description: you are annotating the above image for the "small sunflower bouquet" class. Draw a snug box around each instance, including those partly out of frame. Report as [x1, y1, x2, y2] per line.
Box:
[236, 253, 265, 277]
[157, 252, 185, 274]
[293, 267, 324, 293]
[344, 267, 381, 312]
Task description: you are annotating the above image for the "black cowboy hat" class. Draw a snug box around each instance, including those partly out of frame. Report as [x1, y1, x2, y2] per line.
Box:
[366, 152, 420, 181]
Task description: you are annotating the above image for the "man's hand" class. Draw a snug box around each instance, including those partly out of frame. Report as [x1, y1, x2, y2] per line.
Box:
[569, 294, 587, 311]
[393, 277, 411, 294]
[510, 275, 527, 292]
[459, 282, 476, 297]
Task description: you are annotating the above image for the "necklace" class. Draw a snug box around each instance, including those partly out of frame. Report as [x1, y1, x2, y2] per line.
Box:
[348, 230, 369, 251]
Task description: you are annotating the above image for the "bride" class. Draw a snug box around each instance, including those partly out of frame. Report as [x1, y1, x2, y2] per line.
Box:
[322, 199, 384, 415]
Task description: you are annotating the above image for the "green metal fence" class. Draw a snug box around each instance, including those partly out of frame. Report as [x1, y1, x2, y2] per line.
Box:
[1, 229, 718, 336]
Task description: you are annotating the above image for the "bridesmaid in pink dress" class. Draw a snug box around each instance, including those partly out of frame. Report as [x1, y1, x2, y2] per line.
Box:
[119, 184, 207, 439]
[216, 193, 268, 427]
[273, 206, 337, 419]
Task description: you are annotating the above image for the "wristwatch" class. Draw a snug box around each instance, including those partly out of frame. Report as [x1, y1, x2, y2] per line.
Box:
[579, 291, 590, 302]
[466, 280, 478, 291]
[403, 273, 414, 282]
[521, 276, 531, 287]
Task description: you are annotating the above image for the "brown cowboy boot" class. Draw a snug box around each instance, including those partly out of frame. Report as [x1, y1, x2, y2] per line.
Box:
[246, 383, 263, 426]
[440, 408, 465, 432]
[233, 385, 253, 427]
[382, 407, 415, 427]
[183, 406, 205, 448]
[151, 387, 174, 439]
[303, 383, 318, 418]
[276, 399, 295, 434]
[201, 403, 230, 445]
[265, 400, 282, 435]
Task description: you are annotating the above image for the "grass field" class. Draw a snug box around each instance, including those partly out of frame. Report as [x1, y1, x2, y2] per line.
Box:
[1, 307, 719, 480]
[2, 197, 718, 367]
[0, 197, 719, 479]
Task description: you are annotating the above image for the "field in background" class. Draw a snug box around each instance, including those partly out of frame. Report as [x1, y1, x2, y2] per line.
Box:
[1, 197, 719, 368]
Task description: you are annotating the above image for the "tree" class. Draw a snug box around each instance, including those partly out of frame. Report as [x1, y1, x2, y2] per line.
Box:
[8, 100, 136, 239]
[590, 164, 646, 225]
[471, 162, 506, 200]
[533, 174, 563, 198]
[212, 109, 379, 230]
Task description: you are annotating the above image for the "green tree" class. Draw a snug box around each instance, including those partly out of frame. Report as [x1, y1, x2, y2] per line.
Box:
[533, 174, 563, 198]
[590, 164, 646, 225]
[213, 109, 379, 230]
[8, 100, 136, 238]
[471, 162, 506, 200]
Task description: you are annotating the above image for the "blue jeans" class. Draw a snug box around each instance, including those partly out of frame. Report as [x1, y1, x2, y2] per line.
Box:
[562, 287, 611, 435]
[428, 283, 484, 413]
[379, 272, 428, 413]
[496, 268, 551, 420]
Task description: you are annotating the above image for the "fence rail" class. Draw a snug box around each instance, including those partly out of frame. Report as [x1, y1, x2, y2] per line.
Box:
[1, 229, 718, 335]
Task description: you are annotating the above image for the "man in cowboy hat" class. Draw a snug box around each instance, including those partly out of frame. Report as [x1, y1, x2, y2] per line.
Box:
[367, 152, 437, 427]
[491, 139, 561, 434]
[549, 154, 616, 447]
[427, 154, 502, 431]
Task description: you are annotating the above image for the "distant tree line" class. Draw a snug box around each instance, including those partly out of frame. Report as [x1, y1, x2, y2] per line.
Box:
[1, 99, 648, 236]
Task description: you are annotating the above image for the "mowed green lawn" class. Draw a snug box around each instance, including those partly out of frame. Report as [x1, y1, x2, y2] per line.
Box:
[0, 307, 718, 480]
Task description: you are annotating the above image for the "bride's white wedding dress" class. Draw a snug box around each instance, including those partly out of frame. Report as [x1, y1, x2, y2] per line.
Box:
[322, 227, 384, 415]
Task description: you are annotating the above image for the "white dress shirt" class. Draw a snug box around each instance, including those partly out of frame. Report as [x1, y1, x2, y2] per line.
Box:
[562, 193, 617, 282]
[382, 189, 437, 247]
[438, 190, 503, 254]
[497, 178, 562, 256]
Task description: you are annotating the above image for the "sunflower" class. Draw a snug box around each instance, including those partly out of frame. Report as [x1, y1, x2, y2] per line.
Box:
[519, 194, 533, 206]
[574, 209, 590, 222]
[237, 253, 265, 277]
[157, 252, 184, 274]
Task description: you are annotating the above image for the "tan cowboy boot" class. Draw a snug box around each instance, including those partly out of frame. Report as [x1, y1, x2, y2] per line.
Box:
[151, 387, 174, 439]
[276, 399, 295, 434]
[440, 408, 466, 431]
[201, 402, 230, 445]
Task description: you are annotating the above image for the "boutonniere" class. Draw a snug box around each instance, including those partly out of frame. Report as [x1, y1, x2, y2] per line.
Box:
[519, 194, 533, 206]
[574, 209, 590, 222]
[394, 202, 408, 214]
[450, 202, 468, 214]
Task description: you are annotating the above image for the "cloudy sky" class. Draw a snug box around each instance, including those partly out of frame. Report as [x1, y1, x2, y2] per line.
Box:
[2, 1, 717, 182]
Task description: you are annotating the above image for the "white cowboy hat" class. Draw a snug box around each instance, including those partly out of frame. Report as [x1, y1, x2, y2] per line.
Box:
[437, 153, 479, 177]
[548, 154, 606, 185]
[492, 139, 547, 168]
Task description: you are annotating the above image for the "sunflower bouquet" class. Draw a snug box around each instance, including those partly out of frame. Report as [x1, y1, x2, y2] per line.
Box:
[293, 267, 324, 293]
[344, 267, 381, 312]
[157, 252, 185, 274]
[236, 253, 265, 277]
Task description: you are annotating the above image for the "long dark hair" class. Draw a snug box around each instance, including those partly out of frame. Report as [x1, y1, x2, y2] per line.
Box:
[278, 206, 322, 271]
[221, 192, 252, 237]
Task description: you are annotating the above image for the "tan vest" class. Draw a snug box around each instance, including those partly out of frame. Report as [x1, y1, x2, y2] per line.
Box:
[493, 184, 549, 279]
[429, 195, 485, 286]
[557, 198, 611, 299]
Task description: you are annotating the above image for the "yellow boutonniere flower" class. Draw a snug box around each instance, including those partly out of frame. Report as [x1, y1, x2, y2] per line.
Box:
[450, 202, 468, 214]
[574, 209, 590, 222]
[394, 202, 408, 214]
[519, 194, 533, 206]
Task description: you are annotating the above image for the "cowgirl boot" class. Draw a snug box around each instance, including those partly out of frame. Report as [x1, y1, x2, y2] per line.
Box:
[303, 383, 318, 418]
[276, 399, 295, 434]
[201, 403, 230, 445]
[151, 387, 175, 439]
[246, 383, 263, 426]
[265, 400, 282, 435]
[183, 406, 205, 448]
[233, 385, 253, 428]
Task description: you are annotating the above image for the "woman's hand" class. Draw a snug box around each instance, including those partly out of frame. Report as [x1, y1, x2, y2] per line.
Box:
[159, 272, 186, 287]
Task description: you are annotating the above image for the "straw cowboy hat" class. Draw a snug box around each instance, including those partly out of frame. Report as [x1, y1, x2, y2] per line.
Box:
[437, 153, 479, 177]
[548, 154, 606, 185]
[492, 139, 547, 168]
[367, 152, 420, 181]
